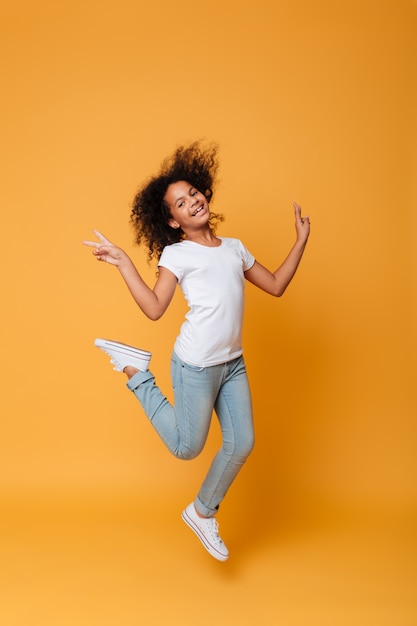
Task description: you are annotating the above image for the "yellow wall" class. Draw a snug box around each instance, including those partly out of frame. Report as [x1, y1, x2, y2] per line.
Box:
[1, 0, 416, 623]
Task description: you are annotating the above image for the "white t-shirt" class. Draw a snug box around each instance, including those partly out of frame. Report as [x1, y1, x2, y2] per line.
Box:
[158, 237, 255, 367]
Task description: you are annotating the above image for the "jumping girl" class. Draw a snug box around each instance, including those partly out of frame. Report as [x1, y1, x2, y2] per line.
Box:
[83, 141, 310, 561]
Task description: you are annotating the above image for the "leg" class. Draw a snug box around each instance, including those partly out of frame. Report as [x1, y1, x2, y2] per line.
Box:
[126, 352, 220, 460]
[96, 339, 236, 561]
[195, 356, 255, 517]
[182, 357, 253, 560]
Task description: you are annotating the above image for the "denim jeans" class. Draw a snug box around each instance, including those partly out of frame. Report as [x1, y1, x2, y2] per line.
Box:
[126, 352, 254, 517]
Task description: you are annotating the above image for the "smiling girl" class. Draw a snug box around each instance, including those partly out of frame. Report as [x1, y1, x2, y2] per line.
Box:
[83, 141, 310, 561]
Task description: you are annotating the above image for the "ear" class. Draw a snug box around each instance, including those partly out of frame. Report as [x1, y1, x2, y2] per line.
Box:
[168, 217, 181, 229]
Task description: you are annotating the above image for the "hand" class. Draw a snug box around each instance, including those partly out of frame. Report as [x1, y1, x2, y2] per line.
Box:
[83, 230, 128, 266]
[293, 202, 310, 244]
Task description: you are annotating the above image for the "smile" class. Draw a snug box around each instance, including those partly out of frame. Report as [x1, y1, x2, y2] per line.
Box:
[192, 205, 205, 216]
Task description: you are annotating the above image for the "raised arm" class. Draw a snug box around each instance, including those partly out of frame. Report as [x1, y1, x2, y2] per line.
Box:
[244, 203, 310, 297]
[83, 230, 178, 320]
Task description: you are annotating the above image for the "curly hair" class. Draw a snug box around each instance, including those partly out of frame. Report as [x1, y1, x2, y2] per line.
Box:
[130, 141, 224, 262]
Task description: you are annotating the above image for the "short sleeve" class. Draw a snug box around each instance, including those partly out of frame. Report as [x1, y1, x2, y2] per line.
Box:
[238, 240, 255, 271]
[158, 245, 183, 281]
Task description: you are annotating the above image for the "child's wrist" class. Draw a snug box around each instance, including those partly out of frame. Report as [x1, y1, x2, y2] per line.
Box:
[116, 253, 132, 270]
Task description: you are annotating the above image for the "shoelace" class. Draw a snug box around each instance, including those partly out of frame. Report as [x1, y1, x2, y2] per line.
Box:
[206, 517, 223, 546]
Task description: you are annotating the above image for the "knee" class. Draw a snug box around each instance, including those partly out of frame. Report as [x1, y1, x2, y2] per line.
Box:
[239, 435, 255, 461]
[177, 449, 198, 461]
[224, 433, 255, 463]
[175, 444, 203, 461]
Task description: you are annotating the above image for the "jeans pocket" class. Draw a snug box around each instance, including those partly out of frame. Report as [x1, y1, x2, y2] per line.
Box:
[171, 353, 205, 392]
[181, 362, 205, 373]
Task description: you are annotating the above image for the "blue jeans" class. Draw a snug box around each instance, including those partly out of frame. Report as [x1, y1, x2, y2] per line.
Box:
[126, 352, 254, 517]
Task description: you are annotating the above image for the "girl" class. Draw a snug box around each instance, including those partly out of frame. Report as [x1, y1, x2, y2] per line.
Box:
[83, 141, 310, 561]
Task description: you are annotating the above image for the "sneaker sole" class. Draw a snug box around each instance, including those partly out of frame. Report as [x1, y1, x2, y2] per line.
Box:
[94, 338, 151, 359]
[181, 509, 229, 562]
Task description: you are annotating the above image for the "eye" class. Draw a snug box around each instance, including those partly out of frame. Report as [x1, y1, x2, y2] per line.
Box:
[191, 189, 197, 196]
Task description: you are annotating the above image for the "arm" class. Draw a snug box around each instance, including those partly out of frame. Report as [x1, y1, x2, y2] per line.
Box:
[244, 203, 310, 297]
[83, 230, 178, 320]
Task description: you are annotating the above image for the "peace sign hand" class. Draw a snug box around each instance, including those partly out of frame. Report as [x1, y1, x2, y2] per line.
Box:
[83, 230, 127, 267]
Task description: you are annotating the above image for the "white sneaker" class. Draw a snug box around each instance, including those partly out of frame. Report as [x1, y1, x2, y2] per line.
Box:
[181, 503, 229, 561]
[94, 338, 151, 372]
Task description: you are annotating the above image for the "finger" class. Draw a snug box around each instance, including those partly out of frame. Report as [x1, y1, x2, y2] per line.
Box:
[83, 240, 100, 248]
[93, 229, 111, 244]
[293, 202, 302, 219]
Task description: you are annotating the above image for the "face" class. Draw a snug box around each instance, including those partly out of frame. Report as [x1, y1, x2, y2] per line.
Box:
[164, 181, 209, 232]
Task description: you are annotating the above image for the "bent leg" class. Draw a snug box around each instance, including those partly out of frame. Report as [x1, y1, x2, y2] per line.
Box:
[126, 368, 183, 455]
[126, 353, 221, 460]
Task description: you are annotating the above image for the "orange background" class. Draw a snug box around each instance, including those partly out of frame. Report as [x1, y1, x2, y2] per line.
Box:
[1, 0, 416, 624]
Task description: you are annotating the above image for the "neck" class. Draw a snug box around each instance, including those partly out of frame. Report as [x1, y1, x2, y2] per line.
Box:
[183, 227, 220, 247]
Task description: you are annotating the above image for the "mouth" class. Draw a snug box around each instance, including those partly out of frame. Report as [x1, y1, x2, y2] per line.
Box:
[192, 204, 206, 217]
